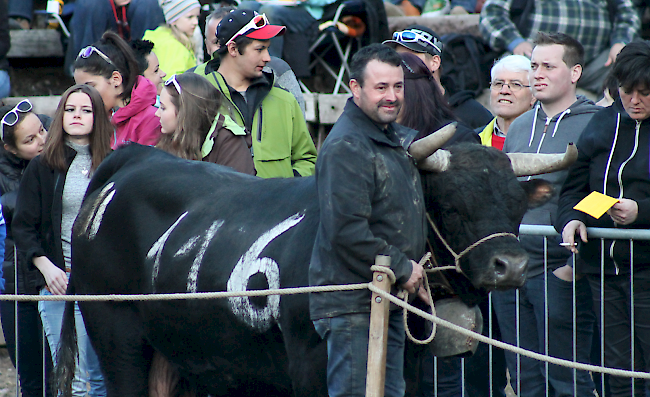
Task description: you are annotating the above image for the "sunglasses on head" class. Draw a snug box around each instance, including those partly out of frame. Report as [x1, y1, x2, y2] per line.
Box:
[393, 30, 442, 54]
[225, 13, 269, 47]
[1, 99, 33, 142]
[164, 74, 182, 94]
[77, 46, 116, 67]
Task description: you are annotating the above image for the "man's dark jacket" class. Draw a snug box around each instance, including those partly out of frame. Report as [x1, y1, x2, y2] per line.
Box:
[309, 98, 426, 320]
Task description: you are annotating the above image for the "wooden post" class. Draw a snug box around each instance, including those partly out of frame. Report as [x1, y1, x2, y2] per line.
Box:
[366, 255, 391, 397]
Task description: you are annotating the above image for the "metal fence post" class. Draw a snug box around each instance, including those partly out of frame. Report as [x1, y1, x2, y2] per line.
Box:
[366, 255, 391, 397]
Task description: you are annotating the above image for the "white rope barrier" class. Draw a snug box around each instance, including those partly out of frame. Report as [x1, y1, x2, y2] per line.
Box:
[0, 283, 368, 302]
[5, 279, 649, 379]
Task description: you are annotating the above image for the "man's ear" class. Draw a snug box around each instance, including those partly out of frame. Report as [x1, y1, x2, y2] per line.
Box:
[429, 54, 441, 73]
[227, 42, 240, 57]
[350, 78, 361, 100]
[571, 64, 582, 85]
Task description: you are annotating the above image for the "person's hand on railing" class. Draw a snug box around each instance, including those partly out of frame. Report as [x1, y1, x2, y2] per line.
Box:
[561, 220, 588, 254]
[608, 198, 638, 225]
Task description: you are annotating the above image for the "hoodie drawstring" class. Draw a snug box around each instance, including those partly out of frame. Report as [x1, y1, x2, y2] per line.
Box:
[551, 109, 571, 138]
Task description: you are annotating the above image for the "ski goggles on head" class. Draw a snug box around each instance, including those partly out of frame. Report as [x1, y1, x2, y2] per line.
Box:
[225, 13, 270, 47]
[392, 30, 442, 54]
[164, 74, 182, 95]
[77, 46, 116, 67]
[1, 99, 33, 142]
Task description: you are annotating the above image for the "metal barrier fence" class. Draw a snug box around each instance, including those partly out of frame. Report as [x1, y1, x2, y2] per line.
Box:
[434, 224, 650, 397]
[3, 225, 650, 396]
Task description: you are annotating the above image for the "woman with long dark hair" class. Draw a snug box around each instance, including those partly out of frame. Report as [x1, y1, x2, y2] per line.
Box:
[398, 52, 479, 145]
[13, 84, 113, 397]
[73, 31, 161, 149]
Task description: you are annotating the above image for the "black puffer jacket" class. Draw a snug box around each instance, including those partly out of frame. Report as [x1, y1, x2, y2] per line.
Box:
[309, 98, 426, 320]
[13, 146, 77, 295]
[0, 148, 29, 294]
[0, 114, 51, 294]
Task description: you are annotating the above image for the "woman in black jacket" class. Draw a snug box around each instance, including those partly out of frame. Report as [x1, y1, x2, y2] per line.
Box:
[557, 42, 650, 397]
[13, 85, 113, 397]
[0, 100, 51, 397]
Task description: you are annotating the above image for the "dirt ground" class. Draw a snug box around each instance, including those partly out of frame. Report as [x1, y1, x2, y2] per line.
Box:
[0, 348, 18, 397]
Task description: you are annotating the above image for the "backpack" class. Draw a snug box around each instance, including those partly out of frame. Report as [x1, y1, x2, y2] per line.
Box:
[439, 33, 497, 97]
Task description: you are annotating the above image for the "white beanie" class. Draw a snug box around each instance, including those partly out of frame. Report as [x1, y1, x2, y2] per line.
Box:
[159, 0, 200, 24]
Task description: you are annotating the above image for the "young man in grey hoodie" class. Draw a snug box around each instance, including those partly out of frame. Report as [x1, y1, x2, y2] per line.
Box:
[492, 32, 600, 397]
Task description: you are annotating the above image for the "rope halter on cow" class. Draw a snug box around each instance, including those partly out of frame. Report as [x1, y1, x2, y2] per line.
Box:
[400, 214, 518, 346]
[425, 213, 518, 275]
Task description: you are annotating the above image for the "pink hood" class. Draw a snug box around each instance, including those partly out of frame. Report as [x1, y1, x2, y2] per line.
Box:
[111, 75, 161, 149]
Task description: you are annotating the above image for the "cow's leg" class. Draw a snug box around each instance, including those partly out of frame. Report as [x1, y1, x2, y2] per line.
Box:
[79, 301, 153, 397]
[280, 295, 328, 397]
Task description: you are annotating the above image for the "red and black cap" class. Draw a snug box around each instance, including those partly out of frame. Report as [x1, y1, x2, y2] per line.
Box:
[216, 9, 286, 47]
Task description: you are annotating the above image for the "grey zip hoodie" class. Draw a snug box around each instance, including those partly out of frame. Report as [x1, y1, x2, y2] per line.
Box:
[504, 96, 600, 277]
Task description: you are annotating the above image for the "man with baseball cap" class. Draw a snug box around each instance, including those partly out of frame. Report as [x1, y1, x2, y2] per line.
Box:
[194, 9, 317, 179]
[384, 25, 493, 129]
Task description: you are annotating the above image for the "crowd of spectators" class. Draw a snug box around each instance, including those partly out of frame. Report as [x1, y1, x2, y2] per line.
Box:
[0, 0, 649, 396]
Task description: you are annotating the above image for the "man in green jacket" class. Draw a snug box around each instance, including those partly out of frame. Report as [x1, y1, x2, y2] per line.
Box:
[194, 9, 317, 178]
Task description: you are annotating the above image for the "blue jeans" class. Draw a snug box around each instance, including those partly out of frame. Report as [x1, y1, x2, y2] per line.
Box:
[492, 272, 597, 397]
[0, 70, 10, 101]
[588, 271, 650, 397]
[39, 288, 106, 397]
[313, 312, 406, 397]
[238, 1, 317, 58]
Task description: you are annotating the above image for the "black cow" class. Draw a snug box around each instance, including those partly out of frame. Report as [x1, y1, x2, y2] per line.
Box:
[56, 141, 574, 397]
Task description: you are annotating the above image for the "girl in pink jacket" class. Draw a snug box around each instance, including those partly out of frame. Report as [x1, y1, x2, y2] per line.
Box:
[72, 31, 161, 149]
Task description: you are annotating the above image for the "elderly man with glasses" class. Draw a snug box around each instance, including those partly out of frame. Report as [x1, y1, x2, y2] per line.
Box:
[478, 54, 535, 150]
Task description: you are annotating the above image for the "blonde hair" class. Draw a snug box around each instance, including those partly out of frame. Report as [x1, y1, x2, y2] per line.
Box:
[156, 73, 223, 160]
[169, 24, 196, 56]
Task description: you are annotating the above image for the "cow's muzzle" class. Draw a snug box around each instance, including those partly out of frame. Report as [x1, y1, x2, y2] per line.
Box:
[490, 251, 528, 289]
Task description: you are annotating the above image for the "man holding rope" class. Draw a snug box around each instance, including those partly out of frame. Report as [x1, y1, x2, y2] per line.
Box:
[309, 43, 426, 397]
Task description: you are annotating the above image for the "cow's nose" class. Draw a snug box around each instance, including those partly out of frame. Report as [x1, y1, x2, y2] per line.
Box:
[491, 252, 528, 288]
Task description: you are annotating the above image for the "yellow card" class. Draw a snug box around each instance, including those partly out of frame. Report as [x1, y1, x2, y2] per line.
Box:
[573, 191, 619, 219]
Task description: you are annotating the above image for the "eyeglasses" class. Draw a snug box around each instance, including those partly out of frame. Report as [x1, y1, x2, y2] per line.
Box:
[393, 30, 442, 54]
[490, 81, 531, 92]
[164, 74, 182, 94]
[1, 99, 33, 142]
[77, 46, 115, 67]
[225, 13, 269, 47]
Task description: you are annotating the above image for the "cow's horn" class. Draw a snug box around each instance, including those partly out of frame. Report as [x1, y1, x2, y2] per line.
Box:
[416, 149, 452, 172]
[408, 122, 457, 161]
[508, 143, 579, 177]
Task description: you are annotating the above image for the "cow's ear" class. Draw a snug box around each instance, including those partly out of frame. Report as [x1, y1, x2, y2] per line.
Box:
[520, 179, 555, 209]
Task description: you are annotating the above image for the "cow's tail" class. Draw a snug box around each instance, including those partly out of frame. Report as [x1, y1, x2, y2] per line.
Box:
[53, 291, 78, 397]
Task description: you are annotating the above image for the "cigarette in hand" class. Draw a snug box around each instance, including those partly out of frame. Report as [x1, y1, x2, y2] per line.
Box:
[559, 242, 576, 246]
